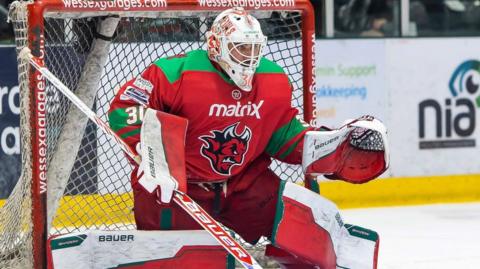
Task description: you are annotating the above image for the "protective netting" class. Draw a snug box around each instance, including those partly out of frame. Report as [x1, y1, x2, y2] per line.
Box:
[4, 2, 307, 268]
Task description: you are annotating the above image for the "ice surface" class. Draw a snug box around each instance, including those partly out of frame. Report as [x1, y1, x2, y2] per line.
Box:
[342, 202, 480, 269]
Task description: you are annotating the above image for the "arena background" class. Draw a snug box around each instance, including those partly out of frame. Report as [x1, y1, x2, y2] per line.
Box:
[1, 0, 480, 209]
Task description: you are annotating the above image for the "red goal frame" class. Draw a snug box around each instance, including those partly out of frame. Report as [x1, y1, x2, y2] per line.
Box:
[26, 1, 315, 268]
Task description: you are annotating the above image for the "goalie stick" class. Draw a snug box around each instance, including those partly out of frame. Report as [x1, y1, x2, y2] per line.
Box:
[21, 48, 263, 269]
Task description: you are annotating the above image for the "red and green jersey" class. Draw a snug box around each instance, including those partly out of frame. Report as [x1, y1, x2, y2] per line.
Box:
[109, 50, 308, 183]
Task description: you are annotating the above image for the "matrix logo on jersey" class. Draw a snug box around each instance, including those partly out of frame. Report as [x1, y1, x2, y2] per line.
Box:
[209, 100, 264, 119]
[418, 60, 480, 149]
[199, 123, 252, 175]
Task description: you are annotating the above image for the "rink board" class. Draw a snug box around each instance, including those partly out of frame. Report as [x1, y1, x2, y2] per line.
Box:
[0, 174, 479, 228]
[320, 174, 480, 209]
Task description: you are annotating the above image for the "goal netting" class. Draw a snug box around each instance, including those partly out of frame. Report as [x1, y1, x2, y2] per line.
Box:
[4, 1, 315, 268]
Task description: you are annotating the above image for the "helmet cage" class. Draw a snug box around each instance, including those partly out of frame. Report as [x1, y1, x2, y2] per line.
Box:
[206, 7, 267, 91]
[228, 41, 264, 68]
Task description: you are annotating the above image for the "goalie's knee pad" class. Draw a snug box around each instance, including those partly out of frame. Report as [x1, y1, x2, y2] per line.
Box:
[268, 181, 379, 269]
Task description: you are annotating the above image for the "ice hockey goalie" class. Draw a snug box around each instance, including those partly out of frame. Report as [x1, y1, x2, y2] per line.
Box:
[106, 7, 388, 269]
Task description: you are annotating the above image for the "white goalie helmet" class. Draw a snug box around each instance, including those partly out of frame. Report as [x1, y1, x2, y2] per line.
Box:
[206, 7, 267, 92]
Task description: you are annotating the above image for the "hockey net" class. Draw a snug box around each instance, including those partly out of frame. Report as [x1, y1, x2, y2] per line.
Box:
[4, 1, 315, 268]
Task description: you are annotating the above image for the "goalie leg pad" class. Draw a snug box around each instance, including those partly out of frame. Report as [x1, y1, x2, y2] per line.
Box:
[269, 181, 379, 269]
[265, 244, 320, 268]
[337, 224, 380, 269]
[270, 181, 340, 269]
[48, 230, 230, 269]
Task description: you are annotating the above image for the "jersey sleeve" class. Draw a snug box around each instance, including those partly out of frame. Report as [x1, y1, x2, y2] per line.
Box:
[264, 109, 313, 164]
[262, 74, 314, 165]
[108, 62, 177, 155]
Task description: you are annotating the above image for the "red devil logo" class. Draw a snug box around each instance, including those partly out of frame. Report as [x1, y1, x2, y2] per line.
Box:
[199, 123, 252, 176]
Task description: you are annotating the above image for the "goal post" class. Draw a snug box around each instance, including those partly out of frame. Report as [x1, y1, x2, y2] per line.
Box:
[5, 1, 315, 268]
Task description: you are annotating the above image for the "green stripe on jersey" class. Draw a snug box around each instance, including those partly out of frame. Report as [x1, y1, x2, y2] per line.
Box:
[153, 50, 285, 85]
[279, 140, 301, 160]
[108, 107, 142, 132]
[265, 118, 305, 157]
[120, 129, 141, 139]
[154, 50, 233, 84]
[109, 108, 130, 132]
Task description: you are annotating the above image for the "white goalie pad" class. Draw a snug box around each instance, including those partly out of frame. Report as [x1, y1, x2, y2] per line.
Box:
[140, 108, 188, 203]
[271, 182, 379, 269]
[302, 116, 389, 182]
[48, 230, 228, 269]
[337, 224, 380, 269]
